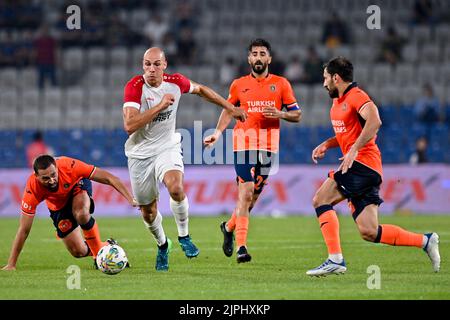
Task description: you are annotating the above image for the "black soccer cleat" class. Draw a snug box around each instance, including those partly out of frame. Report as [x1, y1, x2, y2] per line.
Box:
[220, 222, 234, 257]
[236, 246, 252, 263]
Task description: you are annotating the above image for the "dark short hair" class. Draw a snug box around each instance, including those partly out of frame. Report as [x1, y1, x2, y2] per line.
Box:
[323, 56, 353, 82]
[33, 154, 56, 174]
[248, 38, 272, 55]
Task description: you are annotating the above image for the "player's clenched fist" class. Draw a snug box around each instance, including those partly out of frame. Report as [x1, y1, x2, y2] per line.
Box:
[229, 107, 247, 122]
[160, 94, 175, 109]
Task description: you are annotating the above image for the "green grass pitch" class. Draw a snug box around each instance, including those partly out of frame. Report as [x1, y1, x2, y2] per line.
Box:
[0, 215, 449, 300]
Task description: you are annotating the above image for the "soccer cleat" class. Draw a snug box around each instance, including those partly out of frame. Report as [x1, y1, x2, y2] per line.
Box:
[220, 222, 234, 257]
[306, 259, 347, 277]
[155, 238, 172, 271]
[423, 233, 440, 272]
[236, 246, 252, 263]
[179, 235, 200, 258]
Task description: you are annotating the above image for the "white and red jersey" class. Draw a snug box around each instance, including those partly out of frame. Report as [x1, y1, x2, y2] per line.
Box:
[123, 73, 194, 158]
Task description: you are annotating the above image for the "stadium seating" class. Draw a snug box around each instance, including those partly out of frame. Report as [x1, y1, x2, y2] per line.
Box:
[0, 0, 449, 167]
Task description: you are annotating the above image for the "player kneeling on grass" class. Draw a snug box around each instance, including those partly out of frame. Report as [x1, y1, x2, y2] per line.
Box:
[306, 57, 440, 277]
[2, 155, 137, 271]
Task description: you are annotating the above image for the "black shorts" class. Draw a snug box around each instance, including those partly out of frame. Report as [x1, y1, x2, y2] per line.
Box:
[329, 161, 383, 220]
[49, 179, 95, 238]
[234, 150, 276, 194]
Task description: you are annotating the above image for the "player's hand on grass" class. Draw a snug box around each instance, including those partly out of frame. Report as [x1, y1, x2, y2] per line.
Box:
[2, 264, 16, 271]
[160, 94, 175, 109]
[262, 106, 281, 119]
[204, 133, 220, 148]
[312, 143, 328, 164]
[230, 107, 247, 122]
[339, 147, 358, 174]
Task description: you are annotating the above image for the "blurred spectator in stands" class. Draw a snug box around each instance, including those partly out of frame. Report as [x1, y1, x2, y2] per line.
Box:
[269, 51, 285, 76]
[176, 27, 197, 65]
[285, 55, 303, 84]
[18, 0, 42, 30]
[302, 46, 324, 84]
[161, 32, 178, 65]
[376, 26, 407, 66]
[0, 32, 17, 67]
[412, 0, 436, 26]
[173, 1, 196, 33]
[83, 10, 107, 47]
[143, 14, 169, 47]
[409, 136, 428, 165]
[26, 131, 53, 168]
[220, 57, 237, 86]
[15, 30, 35, 68]
[322, 12, 350, 48]
[414, 83, 442, 124]
[34, 25, 58, 88]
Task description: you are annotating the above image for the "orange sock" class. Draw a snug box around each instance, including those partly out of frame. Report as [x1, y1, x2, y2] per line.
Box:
[318, 209, 342, 254]
[226, 210, 237, 232]
[379, 224, 423, 248]
[80, 217, 103, 257]
[235, 215, 249, 248]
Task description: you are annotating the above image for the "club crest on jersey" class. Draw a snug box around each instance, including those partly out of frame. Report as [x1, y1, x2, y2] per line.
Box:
[342, 103, 348, 111]
[270, 85, 276, 92]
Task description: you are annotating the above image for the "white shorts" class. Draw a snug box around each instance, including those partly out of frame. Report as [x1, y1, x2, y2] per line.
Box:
[128, 146, 184, 205]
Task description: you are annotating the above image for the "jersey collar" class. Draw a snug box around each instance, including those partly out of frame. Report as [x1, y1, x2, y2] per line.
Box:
[250, 72, 272, 83]
[338, 82, 358, 103]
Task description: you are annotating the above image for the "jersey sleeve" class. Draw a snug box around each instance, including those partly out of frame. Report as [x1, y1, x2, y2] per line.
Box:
[350, 89, 372, 113]
[123, 76, 143, 109]
[72, 158, 96, 179]
[227, 80, 239, 106]
[164, 73, 193, 94]
[21, 179, 41, 216]
[281, 78, 300, 111]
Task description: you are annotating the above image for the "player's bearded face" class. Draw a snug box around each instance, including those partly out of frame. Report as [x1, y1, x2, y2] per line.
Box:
[36, 165, 59, 192]
[323, 70, 339, 98]
[251, 60, 268, 74]
[248, 47, 271, 75]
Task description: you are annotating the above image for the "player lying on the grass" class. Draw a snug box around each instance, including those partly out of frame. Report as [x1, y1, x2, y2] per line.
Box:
[2, 155, 137, 271]
[306, 57, 440, 277]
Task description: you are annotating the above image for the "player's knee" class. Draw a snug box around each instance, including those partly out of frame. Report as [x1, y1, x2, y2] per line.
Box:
[312, 193, 322, 208]
[168, 184, 184, 201]
[359, 227, 378, 242]
[73, 209, 90, 225]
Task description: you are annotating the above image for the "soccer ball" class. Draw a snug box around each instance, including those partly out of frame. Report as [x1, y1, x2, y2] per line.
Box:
[96, 243, 128, 275]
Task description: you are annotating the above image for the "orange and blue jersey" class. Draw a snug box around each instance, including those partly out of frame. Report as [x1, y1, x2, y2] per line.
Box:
[228, 73, 299, 153]
[330, 82, 383, 176]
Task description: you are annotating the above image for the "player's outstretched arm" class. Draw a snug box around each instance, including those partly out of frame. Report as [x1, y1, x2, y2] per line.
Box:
[312, 136, 339, 164]
[190, 81, 247, 122]
[2, 214, 34, 271]
[90, 168, 138, 207]
[204, 109, 233, 147]
[123, 94, 175, 135]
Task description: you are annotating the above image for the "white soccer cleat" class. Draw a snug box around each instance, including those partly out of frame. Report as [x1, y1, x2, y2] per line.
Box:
[424, 233, 440, 272]
[306, 259, 347, 277]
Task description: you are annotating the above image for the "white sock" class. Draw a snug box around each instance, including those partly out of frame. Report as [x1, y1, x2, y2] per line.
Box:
[143, 212, 166, 246]
[329, 253, 344, 263]
[170, 196, 189, 237]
